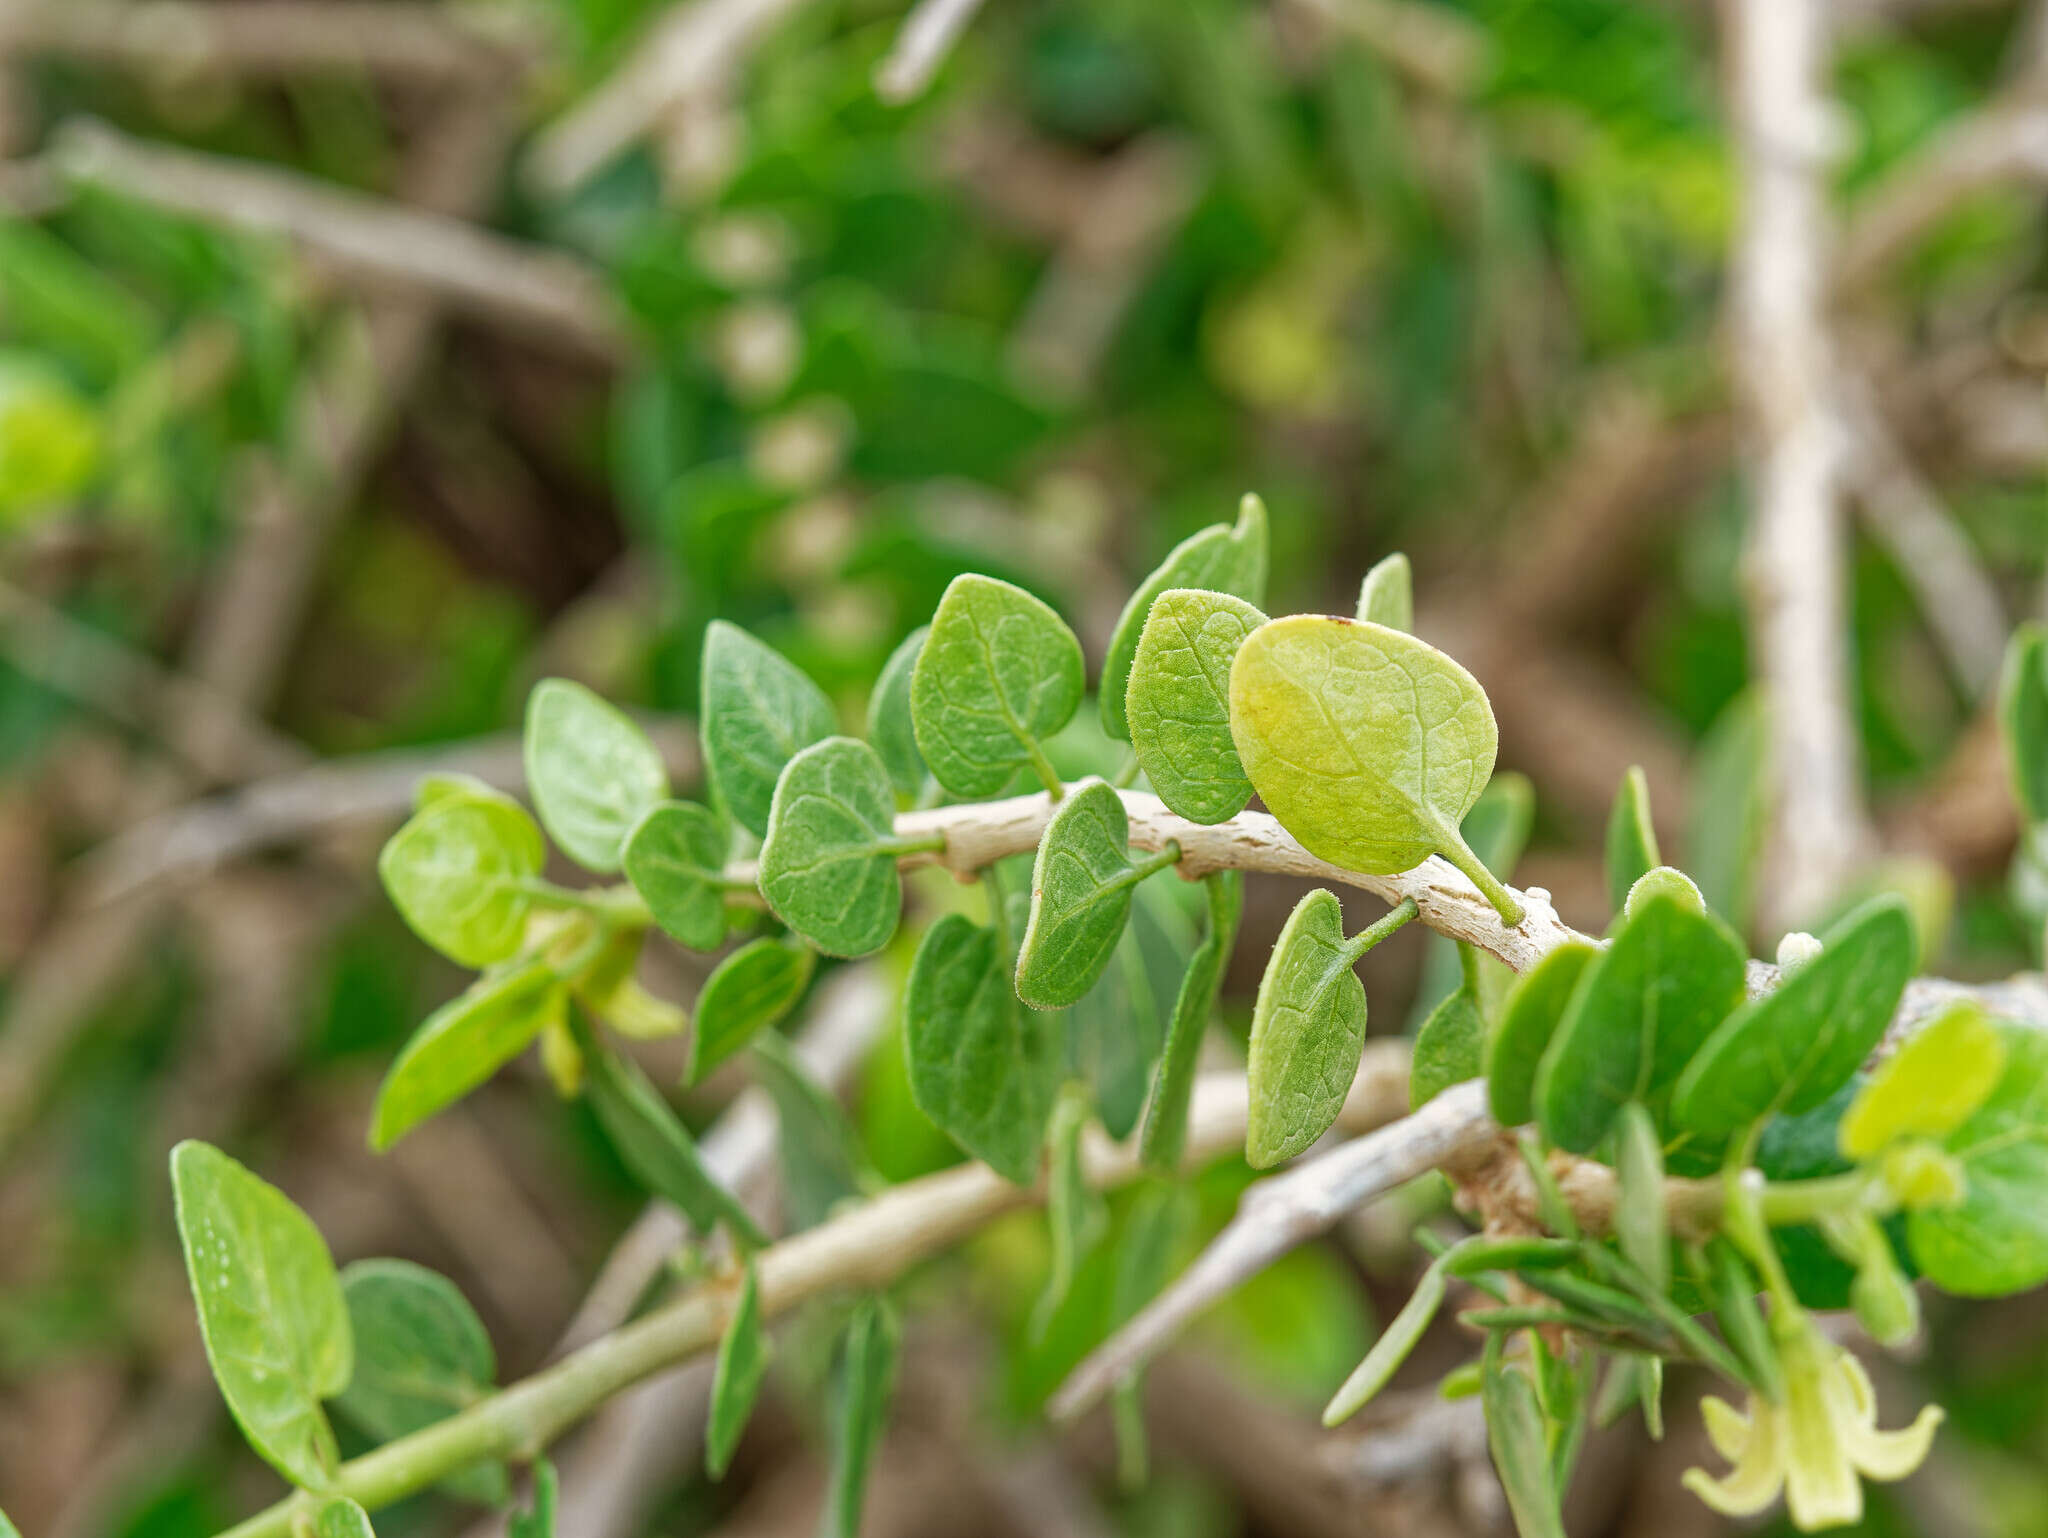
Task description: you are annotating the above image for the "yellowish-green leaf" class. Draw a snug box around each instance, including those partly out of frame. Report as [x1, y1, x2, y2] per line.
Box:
[1355, 551, 1411, 632]
[371, 960, 566, 1151]
[1100, 494, 1268, 741]
[1909, 1024, 2048, 1296]
[171, 1140, 351, 1491]
[523, 678, 669, 873]
[706, 1263, 770, 1479]
[1228, 614, 1522, 925]
[379, 795, 544, 968]
[1126, 588, 1265, 823]
[1841, 1002, 2006, 1161]
[623, 800, 731, 951]
[689, 937, 814, 1086]
[701, 620, 838, 838]
[912, 574, 1084, 796]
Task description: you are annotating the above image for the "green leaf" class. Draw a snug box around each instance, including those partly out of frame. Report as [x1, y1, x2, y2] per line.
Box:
[1410, 982, 1485, 1110]
[371, 960, 566, 1151]
[1483, 1360, 1569, 1538]
[379, 796, 544, 968]
[1604, 765, 1660, 919]
[1246, 891, 1416, 1167]
[571, 927, 687, 1042]
[701, 620, 838, 838]
[1533, 894, 1746, 1153]
[750, 1031, 871, 1229]
[1841, 1001, 2006, 1161]
[758, 736, 908, 957]
[1323, 1252, 1450, 1425]
[1614, 1102, 1669, 1296]
[170, 1141, 351, 1491]
[623, 801, 731, 951]
[1487, 942, 1598, 1127]
[1031, 1084, 1105, 1341]
[1139, 870, 1242, 1171]
[689, 938, 815, 1086]
[706, 1263, 770, 1479]
[1017, 779, 1176, 1009]
[911, 574, 1085, 796]
[1355, 551, 1412, 632]
[1407, 772, 1534, 1030]
[904, 913, 1063, 1183]
[579, 1023, 766, 1246]
[0, 1508, 16, 1538]
[1229, 614, 1523, 925]
[311, 1497, 376, 1538]
[1067, 885, 1182, 1141]
[415, 771, 505, 811]
[1624, 865, 1703, 921]
[509, 1460, 556, 1538]
[334, 1259, 506, 1506]
[867, 625, 930, 801]
[1670, 896, 1915, 1139]
[825, 1297, 900, 1538]
[1101, 494, 1269, 741]
[1999, 622, 2048, 823]
[1125, 588, 1266, 823]
[523, 678, 670, 873]
[1107, 1181, 1196, 1486]
[1909, 1024, 2048, 1296]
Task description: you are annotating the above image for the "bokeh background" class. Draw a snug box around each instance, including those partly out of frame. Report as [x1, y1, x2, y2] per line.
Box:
[0, 0, 2045, 1534]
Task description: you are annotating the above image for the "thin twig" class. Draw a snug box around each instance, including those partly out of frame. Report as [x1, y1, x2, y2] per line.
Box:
[45, 119, 632, 363]
[873, 0, 989, 104]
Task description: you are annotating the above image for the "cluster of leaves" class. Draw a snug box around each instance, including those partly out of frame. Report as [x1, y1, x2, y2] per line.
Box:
[158, 513, 2048, 1538]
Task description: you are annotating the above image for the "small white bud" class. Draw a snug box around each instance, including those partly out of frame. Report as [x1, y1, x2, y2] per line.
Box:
[1776, 931, 1824, 972]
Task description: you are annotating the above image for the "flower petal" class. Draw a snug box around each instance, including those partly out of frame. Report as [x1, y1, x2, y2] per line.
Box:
[1700, 1395, 1754, 1463]
[1784, 1354, 1863, 1530]
[1682, 1396, 1784, 1519]
[1847, 1404, 1944, 1484]
[1682, 1461, 1785, 1519]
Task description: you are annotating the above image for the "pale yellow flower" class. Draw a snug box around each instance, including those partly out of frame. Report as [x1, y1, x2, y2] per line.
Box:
[1681, 1327, 1942, 1531]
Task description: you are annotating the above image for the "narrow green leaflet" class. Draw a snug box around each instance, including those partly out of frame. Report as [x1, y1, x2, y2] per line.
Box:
[1100, 493, 1269, 741]
[580, 1025, 766, 1246]
[1604, 765, 1660, 919]
[1908, 1024, 2048, 1297]
[1355, 551, 1412, 632]
[1031, 1085, 1105, 1340]
[1107, 1182, 1197, 1487]
[688, 937, 815, 1086]
[701, 620, 838, 838]
[1324, 1250, 1452, 1424]
[1670, 896, 1914, 1139]
[758, 736, 910, 957]
[1614, 1102, 1669, 1296]
[334, 1259, 506, 1506]
[509, 1460, 556, 1538]
[905, 913, 1062, 1183]
[706, 1263, 770, 1479]
[1016, 778, 1177, 1009]
[1688, 692, 1769, 932]
[311, 1497, 375, 1538]
[1840, 1001, 2006, 1160]
[911, 574, 1085, 796]
[523, 678, 670, 873]
[1229, 614, 1523, 925]
[1410, 981, 1484, 1110]
[170, 1141, 352, 1491]
[623, 800, 731, 951]
[370, 959, 566, 1151]
[379, 795, 544, 968]
[1483, 1361, 1569, 1538]
[1533, 893, 1746, 1153]
[1487, 942, 1598, 1127]
[1125, 588, 1265, 823]
[1139, 869, 1242, 1171]
[825, 1297, 901, 1538]
[1245, 891, 1416, 1167]
[751, 1031, 871, 1229]
[867, 624, 930, 801]
[1068, 887, 1180, 1140]
[1998, 623, 2048, 823]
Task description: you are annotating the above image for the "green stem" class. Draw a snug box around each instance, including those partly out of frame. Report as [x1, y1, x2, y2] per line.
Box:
[1338, 897, 1420, 969]
[517, 879, 650, 926]
[983, 865, 1013, 957]
[1436, 830, 1525, 928]
[1124, 841, 1182, 885]
[1112, 751, 1141, 789]
[1023, 734, 1065, 800]
[882, 832, 950, 860]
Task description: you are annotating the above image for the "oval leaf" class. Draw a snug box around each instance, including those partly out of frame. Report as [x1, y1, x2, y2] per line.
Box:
[371, 960, 566, 1151]
[623, 801, 731, 951]
[1017, 779, 1168, 1009]
[1908, 1024, 2048, 1296]
[1101, 494, 1268, 740]
[1229, 614, 1521, 924]
[911, 574, 1085, 796]
[171, 1140, 351, 1491]
[1840, 1001, 2006, 1161]
[1533, 894, 1746, 1153]
[379, 795, 544, 968]
[1355, 551, 1412, 632]
[758, 736, 905, 957]
[690, 937, 815, 1086]
[706, 1263, 771, 1479]
[1487, 941, 1598, 1128]
[1410, 982, 1485, 1110]
[904, 912, 1062, 1183]
[1126, 588, 1265, 823]
[1246, 890, 1365, 1168]
[524, 678, 669, 873]
[1670, 895, 1915, 1139]
[701, 620, 838, 838]
[866, 624, 930, 800]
